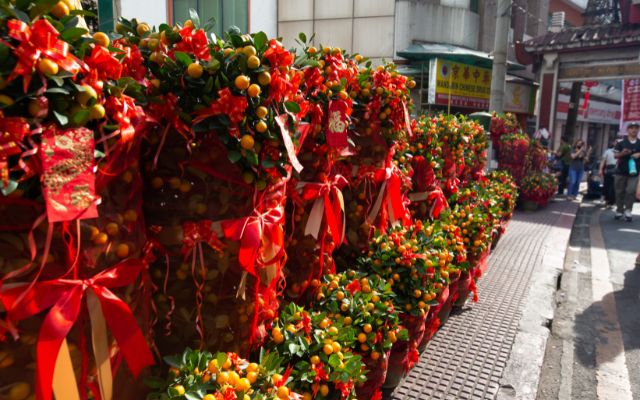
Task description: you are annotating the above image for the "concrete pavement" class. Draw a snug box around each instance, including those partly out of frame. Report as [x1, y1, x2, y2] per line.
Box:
[387, 199, 580, 399]
[537, 202, 640, 400]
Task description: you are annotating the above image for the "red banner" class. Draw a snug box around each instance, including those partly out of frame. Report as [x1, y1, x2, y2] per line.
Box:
[621, 79, 640, 134]
[326, 100, 349, 148]
[40, 127, 98, 222]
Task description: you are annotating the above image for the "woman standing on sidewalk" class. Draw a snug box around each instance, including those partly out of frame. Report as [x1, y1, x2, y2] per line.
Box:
[567, 139, 589, 200]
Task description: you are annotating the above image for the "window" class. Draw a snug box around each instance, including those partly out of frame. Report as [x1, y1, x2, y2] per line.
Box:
[172, 0, 248, 36]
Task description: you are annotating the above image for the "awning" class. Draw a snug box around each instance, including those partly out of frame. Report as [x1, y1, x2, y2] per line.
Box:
[397, 42, 526, 71]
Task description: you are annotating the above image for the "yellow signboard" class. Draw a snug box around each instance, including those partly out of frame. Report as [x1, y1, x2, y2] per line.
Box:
[428, 58, 492, 109]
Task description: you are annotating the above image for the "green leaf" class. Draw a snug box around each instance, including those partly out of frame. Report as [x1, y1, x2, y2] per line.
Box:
[46, 87, 70, 95]
[174, 51, 193, 67]
[0, 180, 18, 196]
[188, 8, 201, 28]
[227, 150, 241, 163]
[246, 151, 259, 166]
[53, 110, 68, 126]
[163, 355, 181, 368]
[71, 109, 90, 126]
[60, 27, 88, 42]
[298, 32, 307, 43]
[216, 352, 228, 370]
[328, 354, 341, 368]
[253, 31, 268, 51]
[284, 101, 300, 114]
[143, 377, 165, 389]
[70, 9, 97, 17]
[261, 158, 275, 168]
[185, 392, 200, 400]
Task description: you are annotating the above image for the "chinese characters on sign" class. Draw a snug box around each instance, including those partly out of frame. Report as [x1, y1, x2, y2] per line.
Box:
[428, 58, 492, 109]
[621, 79, 640, 134]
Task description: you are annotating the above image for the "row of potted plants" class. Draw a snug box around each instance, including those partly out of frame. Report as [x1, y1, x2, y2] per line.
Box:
[0, 2, 517, 399]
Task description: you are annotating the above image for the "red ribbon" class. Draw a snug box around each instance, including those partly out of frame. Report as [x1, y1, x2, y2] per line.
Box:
[299, 174, 348, 244]
[0, 259, 155, 400]
[6, 19, 85, 92]
[369, 166, 409, 229]
[221, 206, 285, 276]
[193, 88, 248, 127]
[181, 220, 225, 256]
[0, 115, 30, 186]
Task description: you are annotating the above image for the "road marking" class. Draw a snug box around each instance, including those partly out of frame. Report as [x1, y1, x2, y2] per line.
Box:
[618, 228, 640, 234]
[590, 210, 633, 400]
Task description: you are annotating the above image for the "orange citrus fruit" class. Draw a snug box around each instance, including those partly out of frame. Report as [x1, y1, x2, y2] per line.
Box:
[235, 75, 251, 90]
[93, 32, 110, 47]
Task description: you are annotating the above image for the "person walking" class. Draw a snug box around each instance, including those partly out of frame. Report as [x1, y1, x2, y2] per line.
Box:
[614, 122, 640, 221]
[567, 139, 588, 200]
[555, 136, 572, 196]
[599, 139, 618, 208]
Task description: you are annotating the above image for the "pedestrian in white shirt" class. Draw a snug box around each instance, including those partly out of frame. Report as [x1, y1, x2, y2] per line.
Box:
[599, 139, 619, 208]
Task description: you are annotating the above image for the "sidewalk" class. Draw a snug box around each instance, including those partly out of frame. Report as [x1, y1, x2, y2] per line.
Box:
[537, 202, 640, 400]
[385, 199, 579, 400]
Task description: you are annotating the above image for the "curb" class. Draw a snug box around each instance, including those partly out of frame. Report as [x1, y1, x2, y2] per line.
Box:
[496, 201, 580, 400]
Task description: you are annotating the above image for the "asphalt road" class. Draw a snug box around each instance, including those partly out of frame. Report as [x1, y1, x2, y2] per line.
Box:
[537, 201, 640, 400]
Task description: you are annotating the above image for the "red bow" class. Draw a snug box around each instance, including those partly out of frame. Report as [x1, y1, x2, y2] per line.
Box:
[299, 175, 348, 244]
[104, 94, 144, 142]
[193, 88, 248, 127]
[181, 220, 225, 256]
[172, 26, 210, 61]
[408, 187, 448, 220]
[6, 19, 84, 92]
[368, 166, 409, 229]
[0, 115, 30, 186]
[221, 206, 285, 276]
[84, 45, 123, 81]
[0, 259, 154, 400]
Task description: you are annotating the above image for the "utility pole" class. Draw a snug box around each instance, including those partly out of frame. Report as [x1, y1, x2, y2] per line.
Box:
[489, 0, 512, 113]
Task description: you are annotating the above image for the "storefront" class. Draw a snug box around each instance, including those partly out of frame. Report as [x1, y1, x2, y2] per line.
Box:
[554, 93, 621, 157]
[397, 42, 537, 122]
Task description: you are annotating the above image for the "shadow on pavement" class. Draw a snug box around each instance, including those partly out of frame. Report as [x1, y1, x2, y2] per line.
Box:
[574, 266, 640, 367]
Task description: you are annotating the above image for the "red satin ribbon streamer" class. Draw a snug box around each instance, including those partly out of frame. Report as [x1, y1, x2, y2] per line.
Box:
[6, 19, 84, 92]
[0, 115, 30, 186]
[0, 259, 155, 400]
[369, 166, 409, 228]
[300, 175, 348, 244]
[221, 206, 285, 276]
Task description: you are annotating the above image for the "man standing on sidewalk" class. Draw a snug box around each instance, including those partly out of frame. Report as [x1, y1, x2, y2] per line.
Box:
[614, 122, 640, 221]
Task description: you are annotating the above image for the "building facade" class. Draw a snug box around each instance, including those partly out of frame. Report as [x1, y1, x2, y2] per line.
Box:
[107, 0, 557, 121]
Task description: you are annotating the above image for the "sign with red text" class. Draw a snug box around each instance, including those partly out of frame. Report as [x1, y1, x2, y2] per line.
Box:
[621, 78, 640, 134]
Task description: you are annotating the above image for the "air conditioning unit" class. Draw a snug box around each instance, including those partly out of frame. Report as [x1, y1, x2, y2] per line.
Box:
[549, 11, 565, 32]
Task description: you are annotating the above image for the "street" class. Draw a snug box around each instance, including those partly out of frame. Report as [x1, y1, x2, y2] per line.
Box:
[538, 202, 640, 400]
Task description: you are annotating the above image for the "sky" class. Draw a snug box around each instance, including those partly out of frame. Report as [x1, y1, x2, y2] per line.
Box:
[569, 0, 588, 8]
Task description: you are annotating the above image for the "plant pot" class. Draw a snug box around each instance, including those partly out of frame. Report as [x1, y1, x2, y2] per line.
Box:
[437, 276, 459, 326]
[521, 199, 539, 212]
[417, 285, 449, 352]
[383, 342, 407, 389]
[417, 308, 441, 353]
[454, 271, 473, 307]
[356, 350, 391, 398]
